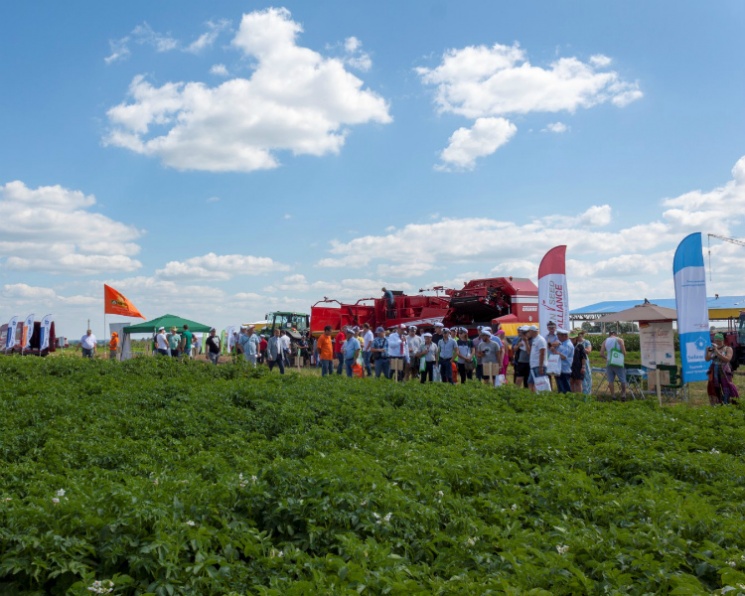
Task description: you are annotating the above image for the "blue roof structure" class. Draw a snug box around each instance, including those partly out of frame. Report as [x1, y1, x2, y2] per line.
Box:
[571, 296, 745, 320]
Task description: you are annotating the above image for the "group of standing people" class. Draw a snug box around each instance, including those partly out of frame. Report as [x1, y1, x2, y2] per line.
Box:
[314, 321, 593, 390]
[231, 325, 289, 372]
[511, 320, 593, 395]
[154, 325, 198, 359]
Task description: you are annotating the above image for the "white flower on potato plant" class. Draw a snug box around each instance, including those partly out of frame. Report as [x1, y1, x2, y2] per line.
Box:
[56, 489, 66, 497]
[726, 559, 736, 567]
[186, 520, 196, 527]
[87, 579, 114, 594]
[51, 497, 60, 505]
[556, 544, 569, 555]
[711, 448, 721, 455]
[373, 511, 392, 525]
[269, 548, 284, 558]
[511, 504, 517, 511]
[466, 537, 478, 547]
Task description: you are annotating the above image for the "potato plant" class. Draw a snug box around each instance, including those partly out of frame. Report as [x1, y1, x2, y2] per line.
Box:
[1, 357, 745, 595]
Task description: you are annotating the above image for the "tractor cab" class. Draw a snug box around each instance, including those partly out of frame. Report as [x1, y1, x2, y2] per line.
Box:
[264, 312, 310, 340]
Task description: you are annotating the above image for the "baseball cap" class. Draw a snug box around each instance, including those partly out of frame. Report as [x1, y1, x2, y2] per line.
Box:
[375, 326, 385, 333]
[443, 327, 450, 333]
[409, 325, 417, 331]
[547, 320, 557, 326]
[528, 325, 538, 331]
[434, 322, 444, 328]
[518, 325, 529, 332]
[422, 332, 432, 338]
[480, 329, 492, 336]
[557, 328, 568, 335]
[158, 326, 165, 331]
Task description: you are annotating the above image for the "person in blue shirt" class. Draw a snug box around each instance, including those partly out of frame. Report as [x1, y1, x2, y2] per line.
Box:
[437, 328, 458, 384]
[342, 332, 361, 378]
[382, 287, 395, 318]
[555, 329, 574, 394]
[371, 326, 389, 378]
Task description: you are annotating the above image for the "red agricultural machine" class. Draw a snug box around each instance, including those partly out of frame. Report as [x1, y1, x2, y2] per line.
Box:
[310, 277, 538, 337]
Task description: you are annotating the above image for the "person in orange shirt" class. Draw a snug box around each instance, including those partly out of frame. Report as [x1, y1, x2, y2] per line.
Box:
[109, 332, 119, 361]
[317, 325, 334, 376]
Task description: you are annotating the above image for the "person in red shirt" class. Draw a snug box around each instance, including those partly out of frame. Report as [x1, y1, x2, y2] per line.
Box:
[258, 335, 268, 365]
[334, 328, 347, 375]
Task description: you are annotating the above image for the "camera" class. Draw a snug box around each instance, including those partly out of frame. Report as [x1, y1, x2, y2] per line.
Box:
[707, 346, 715, 352]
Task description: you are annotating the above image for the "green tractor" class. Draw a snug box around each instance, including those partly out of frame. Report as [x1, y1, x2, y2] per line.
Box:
[263, 312, 310, 341]
[263, 312, 311, 367]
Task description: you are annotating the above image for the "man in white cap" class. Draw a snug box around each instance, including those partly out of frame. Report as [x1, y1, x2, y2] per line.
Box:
[361, 322, 374, 376]
[417, 332, 438, 382]
[342, 327, 361, 377]
[241, 325, 261, 367]
[513, 325, 532, 387]
[155, 327, 169, 356]
[437, 327, 458, 384]
[405, 326, 422, 381]
[554, 328, 574, 393]
[526, 325, 547, 392]
[386, 324, 409, 380]
[477, 328, 501, 384]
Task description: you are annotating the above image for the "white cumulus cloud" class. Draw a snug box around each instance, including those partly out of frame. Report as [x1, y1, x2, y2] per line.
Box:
[156, 252, 290, 281]
[210, 64, 229, 77]
[0, 181, 142, 275]
[105, 7, 391, 172]
[436, 117, 517, 171]
[418, 42, 642, 169]
[543, 121, 569, 133]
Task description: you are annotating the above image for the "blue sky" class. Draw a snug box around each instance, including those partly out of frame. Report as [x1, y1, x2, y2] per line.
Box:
[1, 1, 744, 339]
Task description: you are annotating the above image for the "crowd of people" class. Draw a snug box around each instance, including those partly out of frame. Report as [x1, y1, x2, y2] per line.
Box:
[91, 319, 604, 397]
[93, 319, 598, 394]
[310, 319, 595, 393]
[89, 318, 743, 406]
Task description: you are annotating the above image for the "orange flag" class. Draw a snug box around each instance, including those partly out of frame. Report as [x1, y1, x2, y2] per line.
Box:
[104, 284, 145, 318]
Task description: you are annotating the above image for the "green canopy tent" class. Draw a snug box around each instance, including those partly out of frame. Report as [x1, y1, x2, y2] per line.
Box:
[121, 314, 213, 335]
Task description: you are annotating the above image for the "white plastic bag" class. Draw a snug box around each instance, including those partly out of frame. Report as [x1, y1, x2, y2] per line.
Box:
[534, 375, 551, 392]
[546, 354, 561, 375]
[494, 374, 506, 387]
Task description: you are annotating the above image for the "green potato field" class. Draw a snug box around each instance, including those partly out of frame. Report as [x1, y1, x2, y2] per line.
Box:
[1, 356, 745, 595]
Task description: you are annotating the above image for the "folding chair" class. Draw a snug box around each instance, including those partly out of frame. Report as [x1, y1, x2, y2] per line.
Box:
[624, 364, 647, 400]
[657, 364, 688, 402]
